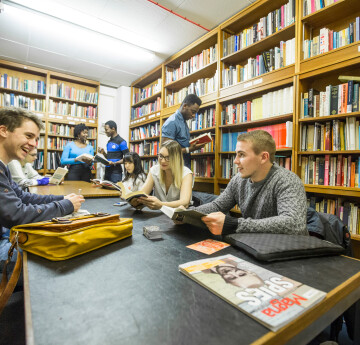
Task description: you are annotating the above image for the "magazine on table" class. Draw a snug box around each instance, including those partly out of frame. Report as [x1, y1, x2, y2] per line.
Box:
[179, 254, 326, 332]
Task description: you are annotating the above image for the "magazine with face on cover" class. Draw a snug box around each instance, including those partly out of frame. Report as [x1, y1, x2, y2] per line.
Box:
[179, 254, 326, 332]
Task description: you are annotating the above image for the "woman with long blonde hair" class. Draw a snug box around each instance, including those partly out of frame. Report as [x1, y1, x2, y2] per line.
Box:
[134, 140, 193, 210]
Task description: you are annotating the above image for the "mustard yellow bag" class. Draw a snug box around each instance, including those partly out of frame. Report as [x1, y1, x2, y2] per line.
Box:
[10, 213, 132, 261]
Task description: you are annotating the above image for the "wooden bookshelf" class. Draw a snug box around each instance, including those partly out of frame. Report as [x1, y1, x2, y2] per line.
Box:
[0, 59, 99, 174]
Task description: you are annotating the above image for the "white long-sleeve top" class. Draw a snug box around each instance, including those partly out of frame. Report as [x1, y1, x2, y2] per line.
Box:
[7, 160, 42, 189]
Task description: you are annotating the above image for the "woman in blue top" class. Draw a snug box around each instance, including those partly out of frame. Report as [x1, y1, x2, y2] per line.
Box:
[60, 123, 94, 181]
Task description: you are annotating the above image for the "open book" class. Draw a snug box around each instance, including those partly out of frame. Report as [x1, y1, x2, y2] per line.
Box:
[91, 179, 121, 191]
[77, 153, 111, 165]
[160, 205, 207, 229]
[49, 167, 68, 185]
[189, 132, 212, 145]
[179, 254, 326, 332]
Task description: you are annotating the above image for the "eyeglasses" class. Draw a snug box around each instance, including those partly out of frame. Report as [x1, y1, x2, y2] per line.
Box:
[158, 154, 170, 162]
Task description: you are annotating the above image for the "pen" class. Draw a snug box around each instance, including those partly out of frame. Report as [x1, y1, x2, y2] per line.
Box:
[78, 189, 82, 195]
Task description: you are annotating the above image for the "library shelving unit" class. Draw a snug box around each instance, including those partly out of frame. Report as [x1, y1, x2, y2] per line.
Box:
[129, 66, 162, 173]
[295, 0, 360, 256]
[0, 59, 100, 175]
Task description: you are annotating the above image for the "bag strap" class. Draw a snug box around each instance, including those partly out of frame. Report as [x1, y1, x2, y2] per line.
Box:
[0, 235, 22, 315]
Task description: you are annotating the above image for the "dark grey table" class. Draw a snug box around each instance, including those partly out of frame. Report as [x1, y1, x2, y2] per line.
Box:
[23, 198, 360, 345]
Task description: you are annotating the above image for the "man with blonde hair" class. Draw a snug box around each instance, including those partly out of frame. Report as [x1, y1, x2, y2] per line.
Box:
[194, 130, 307, 236]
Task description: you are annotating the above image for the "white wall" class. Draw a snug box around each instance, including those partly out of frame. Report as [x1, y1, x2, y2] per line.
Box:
[98, 85, 131, 151]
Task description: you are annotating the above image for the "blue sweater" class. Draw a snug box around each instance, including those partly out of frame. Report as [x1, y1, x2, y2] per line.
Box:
[61, 142, 94, 166]
[0, 161, 73, 239]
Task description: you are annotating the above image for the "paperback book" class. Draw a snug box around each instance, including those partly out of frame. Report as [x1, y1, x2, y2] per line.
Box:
[77, 153, 111, 165]
[189, 132, 213, 145]
[49, 167, 68, 185]
[160, 205, 207, 229]
[179, 254, 326, 332]
[187, 239, 230, 255]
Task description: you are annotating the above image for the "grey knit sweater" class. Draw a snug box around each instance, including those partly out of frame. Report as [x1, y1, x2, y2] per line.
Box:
[195, 164, 308, 235]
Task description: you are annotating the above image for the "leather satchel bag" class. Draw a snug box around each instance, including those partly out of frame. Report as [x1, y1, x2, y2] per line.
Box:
[1, 213, 132, 314]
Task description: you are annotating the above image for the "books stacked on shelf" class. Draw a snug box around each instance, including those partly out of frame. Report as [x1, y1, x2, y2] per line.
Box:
[301, 154, 360, 187]
[141, 159, 157, 173]
[222, 131, 246, 152]
[46, 152, 62, 170]
[239, 38, 295, 82]
[131, 141, 159, 156]
[165, 44, 217, 84]
[34, 151, 44, 170]
[221, 86, 294, 125]
[131, 97, 161, 120]
[191, 156, 215, 178]
[307, 196, 359, 235]
[186, 108, 216, 130]
[49, 82, 98, 103]
[47, 137, 71, 150]
[275, 155, 292, 170]
[0, 93, 46, 112]
[223, 0, 295, 57]
[132, 78, 162, 104]
[248, 122, 293, 149]
[0, 73, 46, 94]
[165, 71, 218, 107]
[178, 254, 326, 332]
[131, 123, 160, 140]
[301, 119, 359, 151]
[49, 100, 97, 118]
[221, 154, 237, 179]
[303, 0, 339, 16]
[301, 82, 359, 118]
[303, 18, 360, 60]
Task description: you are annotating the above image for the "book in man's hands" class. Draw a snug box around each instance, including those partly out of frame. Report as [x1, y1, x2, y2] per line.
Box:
[49, 167, 68, 185]
[160, 205, 207, 229]
[76, 153, 111, 165]
[189, 132, 213, 145]
[179, 254, 326, 332]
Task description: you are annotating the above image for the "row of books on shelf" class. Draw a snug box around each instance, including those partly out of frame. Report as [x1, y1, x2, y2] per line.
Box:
[166, 71, 218, 107]
[130, 97, 161, 119]
[192, 140, 215, 153]
[131, 123, 160, 141]
[130, 141, 159, 156]
[301, 154, 360, 187]
[191, 157, 214, 178]
[303, 0, 338, 16]
[186, 108, 216, 131]
[303, 18, 360, 60]
[0, 74, 46, 95]
[236, 38, 295, 83]
[49, 100, 97, 118]
[132, 78, 162, 104]
[47, 137, 71, 150]
[221, 86, 294, 125]
[49, 83, 98, 104]
[302, 81, 359, 118]
[223, 0, 295, 57]
[307, 196, 360, 235]
[47, 123, 97, 138]
[0, 93, 46, 112]
[46, 151, 62, 170]
[165, 44, 217, 84]
[301, 118, 359, 151]
[141, 158, 157, 174]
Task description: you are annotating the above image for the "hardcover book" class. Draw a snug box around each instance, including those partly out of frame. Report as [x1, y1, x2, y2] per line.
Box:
[160, 205, 207, 229]
[189, 132, 213, 145]
[179, 254, 326, 332]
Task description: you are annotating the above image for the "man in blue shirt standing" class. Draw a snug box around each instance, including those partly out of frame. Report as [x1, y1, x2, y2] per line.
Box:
[161, 94, 207, 169]
[98, 120, 129, 183]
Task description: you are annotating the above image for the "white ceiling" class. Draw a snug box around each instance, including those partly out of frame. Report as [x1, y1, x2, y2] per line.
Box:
[0, 0, 254, 88]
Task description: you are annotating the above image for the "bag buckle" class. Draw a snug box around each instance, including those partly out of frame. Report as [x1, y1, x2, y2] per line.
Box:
[52, 217, 72, 224]
[94, 212, 110, 217]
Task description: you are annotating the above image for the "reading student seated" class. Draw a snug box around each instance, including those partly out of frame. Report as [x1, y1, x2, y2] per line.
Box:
[8, 147, 49, 189]
[194, 130, 308, 236]
[121, 152, 147, 193]
[132, 140, 193, 210]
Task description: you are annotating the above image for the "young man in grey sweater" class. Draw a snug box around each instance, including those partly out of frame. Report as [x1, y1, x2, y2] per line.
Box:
[197, 130, 308, 236]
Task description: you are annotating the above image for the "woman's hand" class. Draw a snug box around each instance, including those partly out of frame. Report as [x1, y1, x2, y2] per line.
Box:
[138, 196, 162, 210]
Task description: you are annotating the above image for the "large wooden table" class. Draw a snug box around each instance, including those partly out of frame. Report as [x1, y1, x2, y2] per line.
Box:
[29, 181, 120, 198]
[23, 198, 360, 345]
